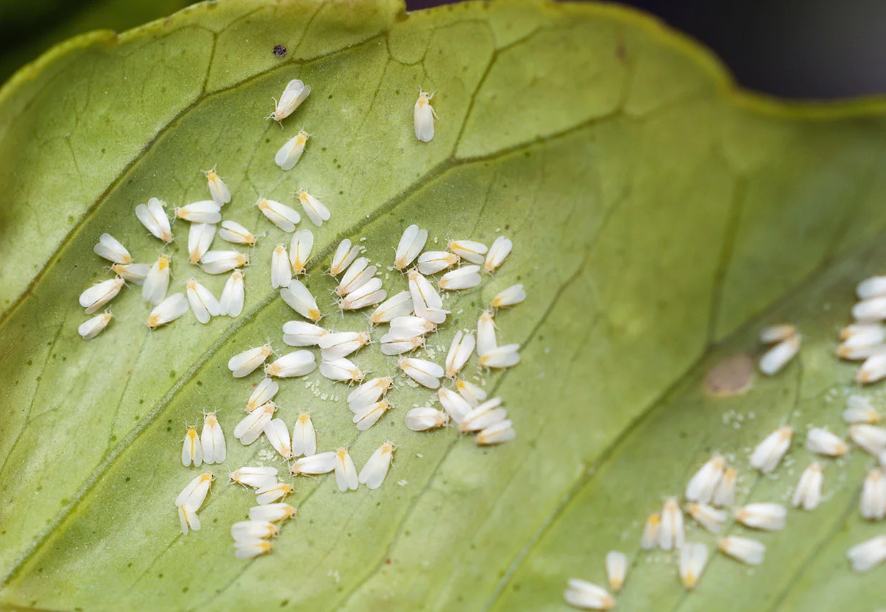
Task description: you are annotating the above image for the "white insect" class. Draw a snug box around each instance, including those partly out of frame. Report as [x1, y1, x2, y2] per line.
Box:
[289, 229, 313, 275]
[758, 324, 797, 343]
[484, 236, 512, 274]
[79, 277, 125, 314]
[219, 270, 245, 317]
[640, 513, 660, 550]
[381, 337, 425, 356]
[292, 412, 316, 457]
[257, 198, 301, 232]
[333, 448, 359, 492]
[405, 407, 449, 431]
[353, 400, 391, 431]
[264, 351, 317, 378]
[861, 468, 886, 520]
[319, 358, 364, 383]
[337, 257, 375, 296]
[395, 224, 428, 270]
[135, 197, 173, 243]
[476, 310, 497, 356]
[249, 503, 297, 523]
[219, 220, 257, 245]
[228, 345, 273, 378]
[181, 425, 203, 467]
[792, 462, 822, 511]
[247, 378, 279, 412]
[456, 379, 487, 407]
[268, 79, 311, 124]
[417, 251, 458, 275]
[491, 284, 526, 309]
[604, 550, 626, 593]
[275, 129, 310, 170]
[837, 324, 886, 355]
[234, 540, 273, 560]
[203, 166, 231, 205]
[448, 240, 487, 265]
[186, 279, 222, 324]
[460, 397, 507, 433]
[330, 239, 363, 276]
[849, 424, 886, 456]
[369, 291, 414, 325]
[201, 250, 248, 275]
[562, 579, 615, 611]
[733, 503, 786, 531]
[264, 418, 293, 460]
[359, 442, 395, 489]
[200, 412, 226, 464]
[282, 321, 327, 347]
[230, 466, 278, 490]
[175, 472, 213, 534]
[413, 88, 437, 142]
[685, 454, 726, 504]
[348, 377, 394, 412]
[298, 190, 330, 227]
[398, 357, 444, 389]
[438, 388, 473, 425]
[679, 542, 708, 590]
[78, 312, 113, 340]
[142, 255, 171, 305]
[290, 451, 338, 476]
[280, 279, 322, 322]
[857, 352, 886, 385]
[805, 428, 848, 457]
[319, 331, 371, 361]
[340, 280, 387, 311]
[478, 420, 516, 446]
[93, 233, 131, 264]
[858, 275, 886, 299]
[658, 497, 685, 551]
[147, 294, 189, 329]
[111, 263, 150, 285]
[712, 467, 737, 508]
[686, 502, 727, 534]
[749, 425, 792, 473]
[408, 269, 445, 320]
[854, 296, 886, 322]
[717, 536, 765, 565]
[384, 315, 436, 341]
[188, 223, 216, 264]
[271, 244, 292, 289]
[479, 344, 521, 369]
[256, 482, 292, 505]
[175, 201, 222, 224]
[439, 265, 482, 291]
[843, 395, 881, 424]
[759, 334, 800, 375]
[847, 535, 886, 572]
[231, 520, 277, 542]
[233, 402, 276, 445]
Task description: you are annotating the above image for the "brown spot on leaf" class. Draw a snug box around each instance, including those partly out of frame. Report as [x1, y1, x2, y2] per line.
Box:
[705, 353, 755, 397]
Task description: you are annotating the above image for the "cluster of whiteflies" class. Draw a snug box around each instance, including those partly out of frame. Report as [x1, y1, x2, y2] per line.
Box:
[173, 220, 524, 560]
[837, 275, 886, 384]
[563, 384, 886, 608]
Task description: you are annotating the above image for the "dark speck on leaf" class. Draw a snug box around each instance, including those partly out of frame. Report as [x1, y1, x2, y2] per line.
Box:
[273, 45, 286, 58]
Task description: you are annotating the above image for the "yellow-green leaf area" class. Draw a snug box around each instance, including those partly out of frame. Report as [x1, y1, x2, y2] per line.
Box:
[2, 1, 886, 611]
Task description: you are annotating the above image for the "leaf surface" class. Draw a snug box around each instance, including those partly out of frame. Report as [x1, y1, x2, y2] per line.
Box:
[2, 1, 886, 611]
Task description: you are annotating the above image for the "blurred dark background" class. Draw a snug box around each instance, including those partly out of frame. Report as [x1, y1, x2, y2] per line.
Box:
[2, 0, 885, 100]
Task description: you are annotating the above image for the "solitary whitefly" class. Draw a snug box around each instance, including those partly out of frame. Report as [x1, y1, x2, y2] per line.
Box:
[413, 88, 437, 142]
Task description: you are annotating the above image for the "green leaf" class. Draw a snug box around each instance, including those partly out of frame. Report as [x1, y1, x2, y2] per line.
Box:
[1, 0, 886, 610]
